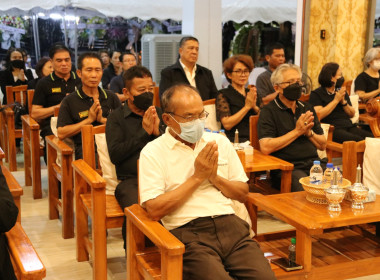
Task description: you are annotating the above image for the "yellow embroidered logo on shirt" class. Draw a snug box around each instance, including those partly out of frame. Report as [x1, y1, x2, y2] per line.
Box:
[78, 110, 89, 118]
[52, 87, 61, 93]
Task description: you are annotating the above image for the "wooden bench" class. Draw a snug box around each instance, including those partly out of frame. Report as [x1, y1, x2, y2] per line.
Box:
[72, 124, 124, 280]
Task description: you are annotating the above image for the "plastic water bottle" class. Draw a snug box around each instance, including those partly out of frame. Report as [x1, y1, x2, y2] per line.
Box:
[288, 238, 296, 266]
[336, 167, 343, 186]
[310, 160, 323, 185]
[323, 163, 334, 186]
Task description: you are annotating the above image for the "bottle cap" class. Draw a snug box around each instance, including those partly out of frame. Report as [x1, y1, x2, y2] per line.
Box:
[326, 163, 333, 168]
[291, 238, 296, 244]
[313, 160, 320, 165]
[220, 129, 225, 133]
[205, 128, 211, 132]
[212, 131, 218, 133]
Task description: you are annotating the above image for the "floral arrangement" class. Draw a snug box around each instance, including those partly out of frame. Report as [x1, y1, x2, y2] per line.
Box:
[0, 15, 25, 29]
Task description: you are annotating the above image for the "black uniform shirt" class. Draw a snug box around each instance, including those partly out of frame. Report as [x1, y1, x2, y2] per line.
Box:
[32, 71, 81, 137]
[258, 95, 323, 163]
[57, 86, 121, 159]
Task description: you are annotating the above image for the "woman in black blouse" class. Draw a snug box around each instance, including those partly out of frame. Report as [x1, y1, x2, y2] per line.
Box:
[309, 62, 373, 143]
[27, 57, 53, 90]
[0, 48, 34, 104]
[216, 54, 260, 142]
[354, 48, 380, 102]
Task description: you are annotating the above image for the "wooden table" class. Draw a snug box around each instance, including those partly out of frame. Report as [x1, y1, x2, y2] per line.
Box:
[248, 192, 380, 279]
[238, 149, 294, 193]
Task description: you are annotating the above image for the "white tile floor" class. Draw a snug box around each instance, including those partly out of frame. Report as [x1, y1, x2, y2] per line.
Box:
[9, 159, 380, 280]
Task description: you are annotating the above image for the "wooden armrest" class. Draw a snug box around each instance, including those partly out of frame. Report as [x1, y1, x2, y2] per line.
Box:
[2, 165, 23, 196]
[326, 141, 342, 152]
[6, 223, 46, 279]
[46, 135, 73, 155]
[0, 147, 4, 160]
[125, 204, 185, 256]
[72, 159, 106, 189]
[21, 115, 40, 130]
[5, 106, 15, 116]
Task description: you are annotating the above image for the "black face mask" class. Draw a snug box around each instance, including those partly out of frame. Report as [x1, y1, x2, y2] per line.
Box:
[335, 77, 344, 90]
[133, 92, 154, 111]
[11, 59, 25, 69]
[283, 82, 303, 101]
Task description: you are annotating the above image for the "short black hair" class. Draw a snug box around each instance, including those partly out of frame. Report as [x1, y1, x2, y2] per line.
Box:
[49, 44, 72, 59]
[179, 36, 199, 48]
[265, 42, 285, 56]
[98, 49, 109, 56]
[35, 57, 51, 78]
[123, 65, 152, 90]
[110, 50, 121, 58]
[318, 62, 339, 87]
[119, 51, 136, 63]
[77, 52, 103, 70]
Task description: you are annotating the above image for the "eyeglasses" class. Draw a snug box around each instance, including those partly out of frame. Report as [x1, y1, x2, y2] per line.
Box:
[278, 80, 304, 87]
[168, 111, 209, 122]
[231, 69, 250, 76]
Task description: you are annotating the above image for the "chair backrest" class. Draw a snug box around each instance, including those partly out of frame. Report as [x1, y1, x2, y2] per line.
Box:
[249, 115, 260, 150]
[6, 85, 28, 106]
[203, 98, 221, 132]
[153, 86, 161, 107]
[343, 80, 352, 96]
[81, 124, 106, 170]
[27, 89, 34, 115]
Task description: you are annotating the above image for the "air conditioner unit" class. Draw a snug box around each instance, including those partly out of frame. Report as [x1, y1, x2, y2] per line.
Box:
[141, 34, 186, 85]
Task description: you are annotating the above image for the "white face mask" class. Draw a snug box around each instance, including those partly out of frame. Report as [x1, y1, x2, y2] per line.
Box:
[170, 115, 205, 143]
[372, 60, 380, 70]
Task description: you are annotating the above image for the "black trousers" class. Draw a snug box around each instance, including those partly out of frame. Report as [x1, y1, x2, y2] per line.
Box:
[170, 215, 276, 280]
[114, 177, 138, 249]
[333, 126, 373, 144]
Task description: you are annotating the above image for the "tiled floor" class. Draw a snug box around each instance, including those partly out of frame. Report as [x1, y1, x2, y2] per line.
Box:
[9, 158, 380, 279]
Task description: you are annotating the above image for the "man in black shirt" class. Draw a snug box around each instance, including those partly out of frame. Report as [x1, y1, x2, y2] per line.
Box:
[159, 36, 218, 101]
[258, 64, 327, 192]
[106, 66, 165, 249]
[31, 45, 81, 142]
[57, 52, 121, 159]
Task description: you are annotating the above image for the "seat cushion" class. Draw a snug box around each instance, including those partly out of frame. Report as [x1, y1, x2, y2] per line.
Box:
[363, 137, 380, 194]
[95, 133, 119, 195]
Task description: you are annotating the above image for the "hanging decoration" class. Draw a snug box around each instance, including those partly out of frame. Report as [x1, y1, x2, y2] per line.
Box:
[0, 15, 27, 50]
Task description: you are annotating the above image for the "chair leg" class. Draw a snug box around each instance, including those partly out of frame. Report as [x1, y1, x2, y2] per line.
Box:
[61, 153, 74, 239]
[23, 134, 32, 186]
[92, 188, 107, 280]
[47, 144, 59, 220]
[75, 174, 89, 262]
[31, 128, 42, 199]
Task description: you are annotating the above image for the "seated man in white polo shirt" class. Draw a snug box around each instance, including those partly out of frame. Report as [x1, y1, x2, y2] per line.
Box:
[139, 84, 275, 280]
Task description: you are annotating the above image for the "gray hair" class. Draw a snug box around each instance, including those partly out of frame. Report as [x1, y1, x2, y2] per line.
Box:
[161, 84, 200, 113]
[363, 48, 380, 68]
[270, 63, 302, 86]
